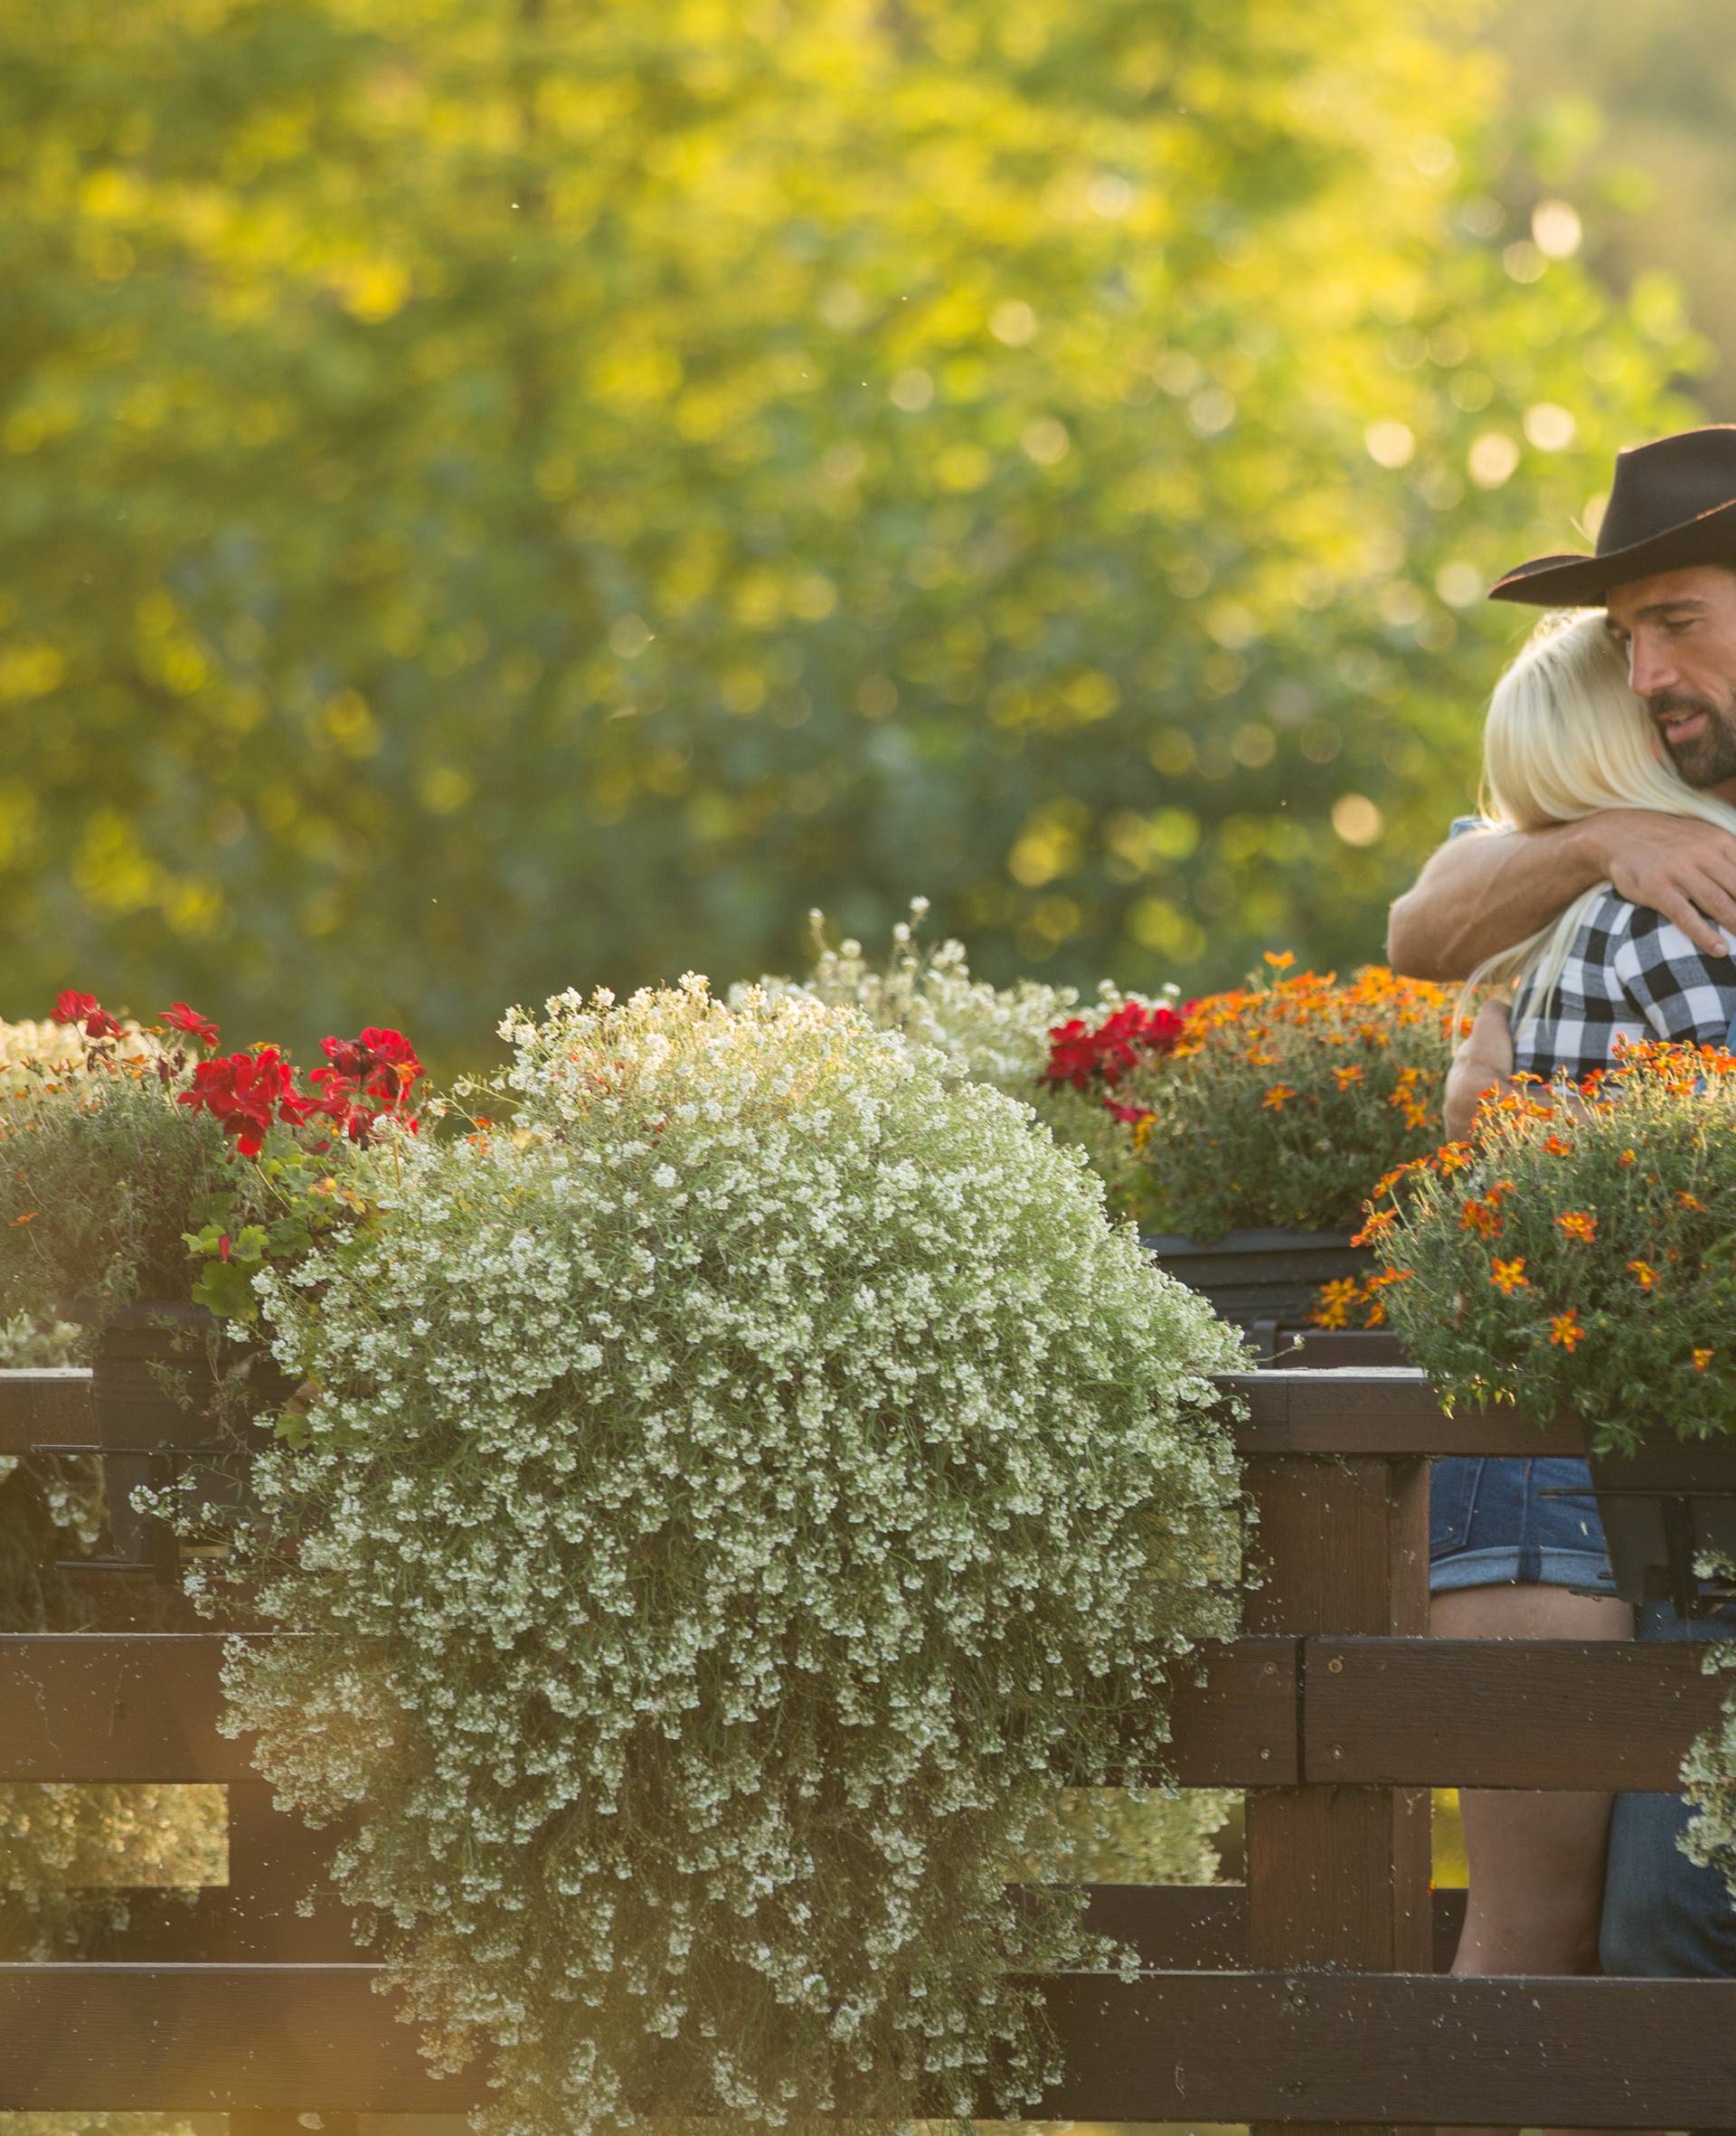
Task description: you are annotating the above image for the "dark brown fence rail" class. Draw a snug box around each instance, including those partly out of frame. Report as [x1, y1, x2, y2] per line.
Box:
[4, 1364, 1735, 2127]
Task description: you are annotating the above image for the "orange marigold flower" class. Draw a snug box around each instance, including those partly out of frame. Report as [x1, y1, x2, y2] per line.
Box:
[1543, 1135, 1573, 1156]
[1333, 1064, 1364, 1090]
[1435, 1142, 1474, 1175]
[1261, 1083, 1297, 1111]
[1675, 1190, 1708, 1213]
[1556, 1211, 1599, 1243]
[1549, 1310, 1586, 1352]
[1490, 1257, 1528, 1295]
[1628, 1260, 1659, 1290]
[1618, 1148, 1637, 1167]
[1352, 1206, 1400, 1247]
[1264, 950, 1296, 969]
[1312, 1277, 1360, 1331]
[1694, 1347, 1715, 1373]
[1460, 1197, 1504, 1240]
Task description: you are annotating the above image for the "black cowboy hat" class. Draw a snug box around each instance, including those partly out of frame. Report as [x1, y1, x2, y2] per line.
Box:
[1490, 424, 1736, 606]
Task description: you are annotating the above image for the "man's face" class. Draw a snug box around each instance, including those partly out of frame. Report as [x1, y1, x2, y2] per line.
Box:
[1606, 564, 1736, 790]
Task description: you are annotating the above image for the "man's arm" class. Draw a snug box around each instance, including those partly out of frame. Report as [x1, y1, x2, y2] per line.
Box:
[1387, 810, 1736, 980]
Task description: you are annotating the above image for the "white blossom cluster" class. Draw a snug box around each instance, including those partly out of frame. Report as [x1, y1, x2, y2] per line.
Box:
[193, 977, 1242, 2136]
[738, 901, 1168, 1216]
[736, 898, 1164, 1099]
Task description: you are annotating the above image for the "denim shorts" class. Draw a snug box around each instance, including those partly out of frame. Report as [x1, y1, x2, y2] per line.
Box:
[1429, 1455, 1616, 1593]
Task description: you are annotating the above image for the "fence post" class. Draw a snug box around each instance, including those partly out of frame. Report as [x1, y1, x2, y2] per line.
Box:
[1243, 1441, 1432, 2134]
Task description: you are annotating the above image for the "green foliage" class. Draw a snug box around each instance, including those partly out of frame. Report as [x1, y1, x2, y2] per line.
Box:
[1375, 1044, 1736, 1445]
[190, 979, 1245, 2134]
[0, 0, 1697, 1061]
[0, 1063, 231, 1318]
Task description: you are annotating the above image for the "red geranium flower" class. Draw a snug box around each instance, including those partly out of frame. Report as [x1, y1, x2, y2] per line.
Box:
[159, 1002, 221, 1048]
[1042, 1000, 1187, 1091]
[55, 990, 123, 1040]
[308, 1026, 425, 1143]
[178, 1047, 312, 1158]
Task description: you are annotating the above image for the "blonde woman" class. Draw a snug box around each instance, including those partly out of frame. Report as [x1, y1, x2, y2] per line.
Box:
[1430, 610, 1736, 2087]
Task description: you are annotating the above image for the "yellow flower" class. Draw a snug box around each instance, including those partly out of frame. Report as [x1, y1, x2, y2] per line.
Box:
[1628, 1260, 1658, 1290]
[1556, 1211, 1599, 1243]
[1694, 1348, 1715, 1373]
[1490, 1258, 1528, 1296]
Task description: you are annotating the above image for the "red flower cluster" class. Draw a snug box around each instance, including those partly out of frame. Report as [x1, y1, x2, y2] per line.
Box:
[52, 989, 424, 1158]
[307, 1027, 425, 1144]
[179, 1047, 310, 1158]
[1042, 1001, 1188, 1092]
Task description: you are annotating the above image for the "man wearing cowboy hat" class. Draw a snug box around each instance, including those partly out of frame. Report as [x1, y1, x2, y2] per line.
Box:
[1388, 422, 1736, 2023]
[1392, 425, 1736, 1024]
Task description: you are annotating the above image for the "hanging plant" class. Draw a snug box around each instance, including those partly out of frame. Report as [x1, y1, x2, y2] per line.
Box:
[189, 978, 1244, 2136]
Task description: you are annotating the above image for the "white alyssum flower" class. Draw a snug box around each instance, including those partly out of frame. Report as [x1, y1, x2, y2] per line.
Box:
[193, 978, 1242, 2136]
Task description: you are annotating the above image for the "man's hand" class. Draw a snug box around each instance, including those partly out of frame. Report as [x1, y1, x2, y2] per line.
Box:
[1444, 998, 1516, 1142]
[1589, 808, 1736, 960]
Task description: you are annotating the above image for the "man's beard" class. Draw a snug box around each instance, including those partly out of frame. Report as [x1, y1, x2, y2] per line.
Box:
[1652, 690, 1736, 787]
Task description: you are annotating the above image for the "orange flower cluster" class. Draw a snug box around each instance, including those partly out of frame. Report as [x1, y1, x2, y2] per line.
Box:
[1100, 958, 1461, 1238]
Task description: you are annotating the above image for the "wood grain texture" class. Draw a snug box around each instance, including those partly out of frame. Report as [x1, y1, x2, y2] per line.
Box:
[1306, 1634, 1730, 1788]
[1, 1964, 1731, 2122]
[1221, 1368, 1586, 1456]
[0, 1369, 94, 1452]
[0, 1633, 1297, 1784]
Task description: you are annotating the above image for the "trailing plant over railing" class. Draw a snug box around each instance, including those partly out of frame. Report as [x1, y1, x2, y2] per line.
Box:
[188, 977, 1244, 2136]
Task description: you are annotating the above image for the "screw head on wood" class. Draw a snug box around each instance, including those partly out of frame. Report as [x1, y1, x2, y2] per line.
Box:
[1326, 1657, 1344, 1674]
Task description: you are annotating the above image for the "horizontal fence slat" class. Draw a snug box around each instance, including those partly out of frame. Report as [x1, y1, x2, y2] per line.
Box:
[1033, 1970, 1736, 2124]
[0, 1633, 1297, 1784]
[1307, 1635, 1731, 1787]
[31, 1882, 1477, 1972]
[0, 1370, 94, 1453]
[0, 1635, 263, 1781]
[1, 1962, 1731, 2121]
[1165, 1636, 1297, 1782]
[1221, 1367, 1587, 1455]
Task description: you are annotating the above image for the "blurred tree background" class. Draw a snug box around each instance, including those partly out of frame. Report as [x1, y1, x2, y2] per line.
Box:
[0, 0, 1715, 1069]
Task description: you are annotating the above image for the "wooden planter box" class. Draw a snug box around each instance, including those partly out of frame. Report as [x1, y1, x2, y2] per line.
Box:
[1141, 1228, 1372, 1332]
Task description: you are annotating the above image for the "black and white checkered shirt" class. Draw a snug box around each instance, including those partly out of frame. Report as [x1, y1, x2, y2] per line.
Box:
[1511, 889, 1736, 1082]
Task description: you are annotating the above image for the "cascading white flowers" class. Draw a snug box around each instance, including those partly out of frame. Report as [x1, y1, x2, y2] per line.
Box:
[193, 976, 1243, 2136]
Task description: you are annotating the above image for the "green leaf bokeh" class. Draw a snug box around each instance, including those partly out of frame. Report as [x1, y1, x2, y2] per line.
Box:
[0, 0, 1704, 1067]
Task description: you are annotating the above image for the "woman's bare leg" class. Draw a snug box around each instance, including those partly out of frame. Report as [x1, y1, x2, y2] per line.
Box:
[1431, 1581, 1637, 2136]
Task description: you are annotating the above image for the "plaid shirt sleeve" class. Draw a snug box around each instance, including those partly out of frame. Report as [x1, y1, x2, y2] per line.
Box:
[1612, 910, 1736, 1044]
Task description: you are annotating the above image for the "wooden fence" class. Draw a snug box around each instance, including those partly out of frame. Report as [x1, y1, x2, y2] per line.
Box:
[3, 1363, 1736, 2129]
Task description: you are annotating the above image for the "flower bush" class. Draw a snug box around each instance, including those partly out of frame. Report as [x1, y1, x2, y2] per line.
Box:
[189, 976, 1244, 2136]
[0, 997, 423, 1328]
[739, 899, 1176, 1214]
[1366, 1043, 1736, 1443]
[1055, 959, 1458, 1240]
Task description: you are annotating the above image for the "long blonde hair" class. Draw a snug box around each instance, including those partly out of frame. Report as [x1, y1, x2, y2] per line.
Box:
[1470, 609, 1736, 1037]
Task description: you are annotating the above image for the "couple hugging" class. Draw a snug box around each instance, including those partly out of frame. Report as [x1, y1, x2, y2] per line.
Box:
[1387, 421, 1736, 2115]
